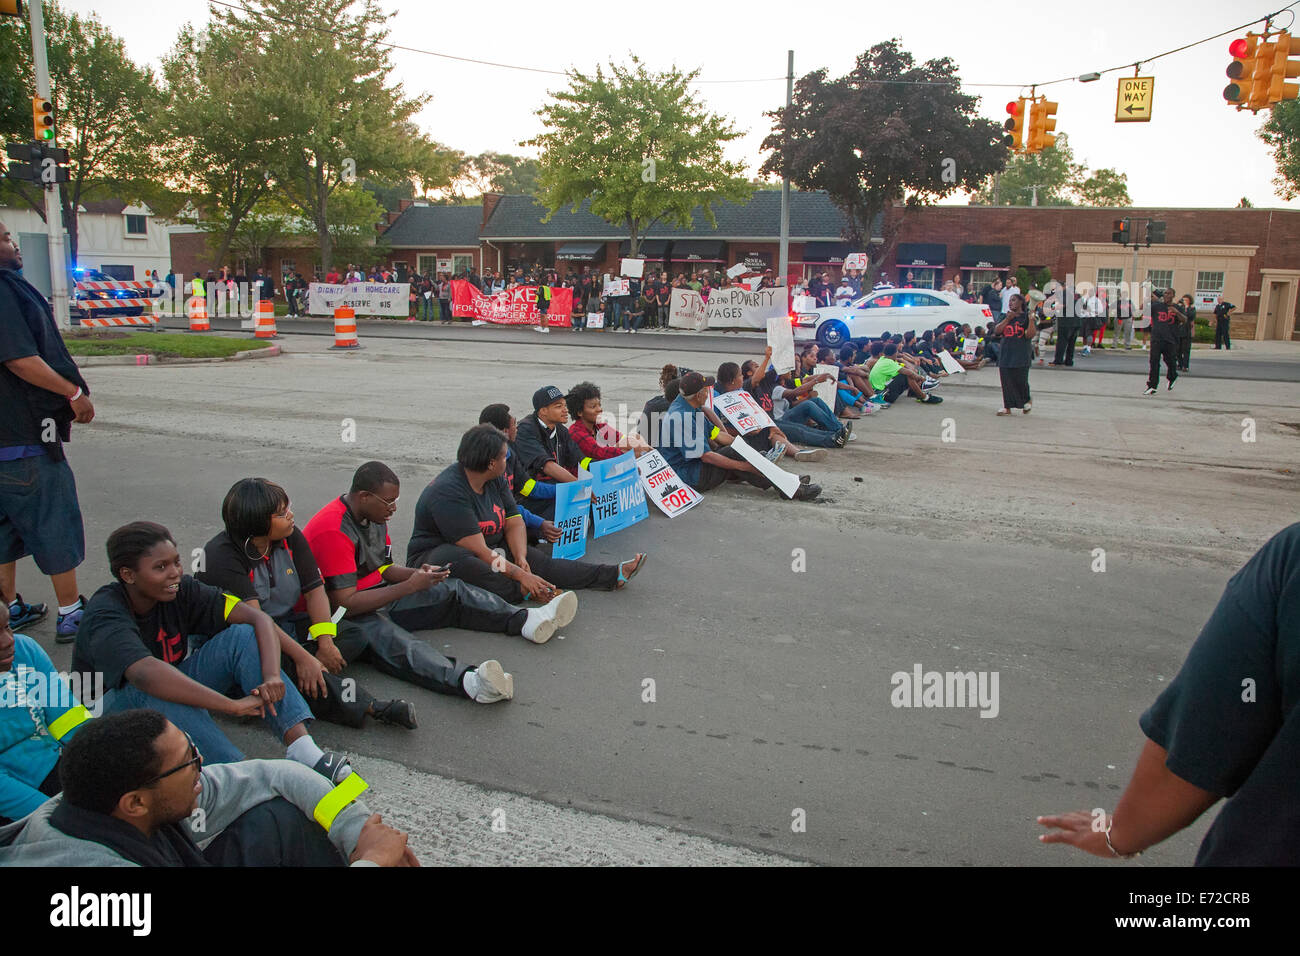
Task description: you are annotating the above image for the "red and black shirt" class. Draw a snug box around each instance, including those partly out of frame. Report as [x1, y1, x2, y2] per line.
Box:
[302, 495, 393, 593]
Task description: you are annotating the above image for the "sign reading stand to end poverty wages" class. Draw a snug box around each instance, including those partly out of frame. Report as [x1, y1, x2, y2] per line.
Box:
[589, 451, 648, 538]
[636, 449, 702, 518]
[551, 478, 592, 561]
[712, 388, 774, 435]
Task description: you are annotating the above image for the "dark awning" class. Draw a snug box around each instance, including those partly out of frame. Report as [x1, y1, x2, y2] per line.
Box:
[896, 243, 946, 268]
[555, 242, 606, 261]
[959, 244, 1011, 269]
[669, 240, 726, 262]
[618, 239, 670, 257]
[801, 241, 854, 263]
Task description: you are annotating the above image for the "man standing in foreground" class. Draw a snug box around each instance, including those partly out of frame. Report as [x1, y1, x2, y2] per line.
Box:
[0, 222, 92, 642]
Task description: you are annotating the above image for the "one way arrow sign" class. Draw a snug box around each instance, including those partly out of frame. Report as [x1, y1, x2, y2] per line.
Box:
[1116, 76, 1154, 123]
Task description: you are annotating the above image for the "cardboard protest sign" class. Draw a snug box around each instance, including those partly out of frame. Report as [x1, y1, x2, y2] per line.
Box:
[589, 452, 648, 538]
[620, 258, 644, 278]
[726, 262, 749, 279]
[962, 337, 978, 361]
[767, 314, 796, 373]
[813, 363, 840, 409]
[586, 312, 605, 329]
[713, 388, 775, 435]
[729, 436, 802, 499]
[939, 350, 965, 375]
[551, 478, 592, 560]
[636, 449, 703, 518]
[308, 282, 410, 316]
[843, 252, 869, 271]
[603, 277, 630, 297]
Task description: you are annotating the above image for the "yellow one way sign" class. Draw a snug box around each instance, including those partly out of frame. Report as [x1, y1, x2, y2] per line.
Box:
[1116, 76, 1154, 122]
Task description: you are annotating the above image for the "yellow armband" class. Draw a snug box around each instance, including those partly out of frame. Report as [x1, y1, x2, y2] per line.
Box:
[709, 426, 721, 441]
[313, 773, 369, 831]
[579, 457, 593, 471]
[521, 479, 537, 496]
[222, 593, 240, 620]
[377, 563, 392, 576]
[49, 705, 91, 741]
[307, 622, 337, 641]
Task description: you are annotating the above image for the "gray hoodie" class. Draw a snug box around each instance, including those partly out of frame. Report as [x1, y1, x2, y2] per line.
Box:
[0, 758, 373, 867]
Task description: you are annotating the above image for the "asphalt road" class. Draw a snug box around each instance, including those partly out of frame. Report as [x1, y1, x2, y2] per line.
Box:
[21, 329, 1300, 864]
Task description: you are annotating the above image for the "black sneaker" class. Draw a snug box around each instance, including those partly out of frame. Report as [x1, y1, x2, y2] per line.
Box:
[372, 699, 417, 729]
[312, 750, 353, 784]
[792, 482, 822, 501]
[798, 474, 812, 485]
[1167, 380, 1175, 391]
[7, 594, 47, 630]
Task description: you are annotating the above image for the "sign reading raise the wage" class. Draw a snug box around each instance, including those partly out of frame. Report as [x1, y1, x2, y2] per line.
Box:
[589, 451, 648, 538]
[551, 478, 592, 561]
[712, 388, 775, 435]
[636, 449, 702, 517]
[668, 287, 786, 331]
[308, 282, 410, 316]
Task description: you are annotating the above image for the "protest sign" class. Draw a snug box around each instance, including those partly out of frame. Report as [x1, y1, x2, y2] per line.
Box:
[449, 281, 573, 326]
[667, 287, 787, 331]
[603, 277, 630, 297]
[551, 478, 592, 561]
[713, 389, 774, 435]
[813, 363, 840, 408]
[729, 436, 802, 499]
[843, 252, 870, 271]
[726, 262, 749, 279]
[589, 452, 648, 538]
[939, 350, 965, 375]
[791, 294, 818, 313]
[767, 314, 796, 373]
[636, 449, 703, 517]
[308, 282, 410, 316]
[620, 258, 644, 278]
[586, 312, 605, 329]
[962, 337, 978, 361]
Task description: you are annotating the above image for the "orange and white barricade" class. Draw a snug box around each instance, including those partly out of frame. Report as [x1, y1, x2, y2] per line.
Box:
[253, 299, 277, 338]
[187, 295, 209, 332]
[330, 306, 360, 349]
[73, 278, 159, 328]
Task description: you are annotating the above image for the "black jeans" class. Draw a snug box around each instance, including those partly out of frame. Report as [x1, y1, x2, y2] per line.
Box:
[411, 543, 619, 604]
[1148, 335, 1179, 388]
[999, 365, 1031, 409]
[696, 446, 773, 493]
[1052, 323, 1078, 365]
[1215, 320, 1231, 349]
[1177, 332, 1192, 369]
[201, 796, 345, 867]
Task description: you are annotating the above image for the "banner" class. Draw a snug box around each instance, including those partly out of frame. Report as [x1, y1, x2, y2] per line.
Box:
[767, 314, 796, 373]
[667, 287, 787, 331]
[589, 452, 649, 538]
[636, 449, 703, 518]
[551, 478, 592, 561]
[712, 389, 775, 435]
[450, 280, 573, 326]
[308, 282, 410, 316]
[729, 436, 801, 499]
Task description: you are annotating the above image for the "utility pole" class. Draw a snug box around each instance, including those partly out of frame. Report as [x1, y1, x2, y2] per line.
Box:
[27, 0, 70, 329]
[778, 49, 793, 286]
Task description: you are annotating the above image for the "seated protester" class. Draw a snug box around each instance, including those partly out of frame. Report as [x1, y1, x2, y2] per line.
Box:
[792, 344, 860, 420]
[407, 425, 646, 605]
[0, 709, 417, 867]
[836, 344, 877, 399]
[623, 293, 651, 333]
[566, 381, 651, 461]
[72, 522, 352, 781]
[902, 332, 944, 378]
[942, 331, 986, 370]
[301, 462, 532, 691]
[660, 371, 822, 500]
[478, 404, 561, 544]
[816, 346, 870, 413]
[198, 479, 416, 731]
[744, 357, 848, 447]
[0, 602, 90, 825]
[640, 368, 680, 449]
[716, 357, 826, 461]
[868, 342, 943, 406]
[513, 385, 591, 517]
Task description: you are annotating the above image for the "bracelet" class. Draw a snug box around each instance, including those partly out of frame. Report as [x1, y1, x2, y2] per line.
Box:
[1104, 817, 1142, 860]
[68, 387, 82, 402]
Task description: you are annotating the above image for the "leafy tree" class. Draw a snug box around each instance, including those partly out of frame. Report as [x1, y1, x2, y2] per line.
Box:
[970, 133, 1082, 206]
[221, 197, 298, 272]
[1075, 167, 1132, 206]
[462, 152, 540, 196]
[526, 57, 752, 256]
[318, 184, 388, 271]
[760, 40, 1007, 264]
[1236, 196, 1253, 208]
[1260, 100, 1300, 199]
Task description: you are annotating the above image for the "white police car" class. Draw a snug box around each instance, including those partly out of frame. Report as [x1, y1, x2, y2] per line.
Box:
[794, 288, 994, 348]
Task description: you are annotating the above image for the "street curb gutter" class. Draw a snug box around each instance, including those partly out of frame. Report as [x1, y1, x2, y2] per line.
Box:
[75, 345, 282, 368]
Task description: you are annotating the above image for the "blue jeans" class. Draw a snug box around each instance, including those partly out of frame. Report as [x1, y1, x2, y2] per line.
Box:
[622, 310, 644, 331]
[419, 294, 434, 319]
[104, 623, 312, 764]
[779, 397, 841, 442]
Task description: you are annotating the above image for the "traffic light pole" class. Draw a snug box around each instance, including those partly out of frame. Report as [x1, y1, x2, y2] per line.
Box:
[778, 49, 792, 287]
[27, 0, 70, 330]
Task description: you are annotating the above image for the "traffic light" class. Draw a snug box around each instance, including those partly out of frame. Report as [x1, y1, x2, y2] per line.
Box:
[1003, 99, 1026, 151]
[0, 0, 21, 17]
[1112, 218, 1130, 245]
[31, 96, 53, 141]
[1224, 35, 1257, 108]
[5, 140, 69, 184]
[1146, 220, 1166, 245]
[1027, 98, 1058, 153]
[1269, 30, 1300, 104]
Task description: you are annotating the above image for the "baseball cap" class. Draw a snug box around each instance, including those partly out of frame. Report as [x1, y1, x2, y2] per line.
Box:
[678, 371, 715, 397]
[532, 385, 565, 411]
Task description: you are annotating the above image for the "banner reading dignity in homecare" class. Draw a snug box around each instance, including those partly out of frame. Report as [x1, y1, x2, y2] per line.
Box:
[307, 282, 410, 316]
[450, 280, 573, 326]
[668, 287, 786, 331]
[551, 478, 592, 561]
[589, 452, 648, 538]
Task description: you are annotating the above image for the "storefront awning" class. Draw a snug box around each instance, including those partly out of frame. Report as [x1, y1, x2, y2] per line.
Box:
[802, 241, 854, 263]
[555, 242, 606, 261]
[618, 239, 670, 257]
[958, 244, 1011, 269]
[896, 243, 946, 268]
[669, 240, 726, 262]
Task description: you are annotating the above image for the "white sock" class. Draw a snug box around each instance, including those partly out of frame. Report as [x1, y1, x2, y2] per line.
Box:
[285, 735, 325, 767]
[462, 670, 480, 699]
[58, 599, 83, 615]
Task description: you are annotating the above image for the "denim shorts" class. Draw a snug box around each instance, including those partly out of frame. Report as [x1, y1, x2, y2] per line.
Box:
[0, 452, 85, 574]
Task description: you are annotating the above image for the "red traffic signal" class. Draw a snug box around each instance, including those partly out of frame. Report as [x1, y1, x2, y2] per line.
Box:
[1003, 98, 1026, 150]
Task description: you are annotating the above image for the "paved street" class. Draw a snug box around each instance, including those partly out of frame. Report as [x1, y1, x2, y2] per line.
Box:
[20, 329, 1299, 865]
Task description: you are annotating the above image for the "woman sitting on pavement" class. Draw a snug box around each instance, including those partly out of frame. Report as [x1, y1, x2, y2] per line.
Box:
[407, 425, 646, 604]
[566, 382, 652, 461]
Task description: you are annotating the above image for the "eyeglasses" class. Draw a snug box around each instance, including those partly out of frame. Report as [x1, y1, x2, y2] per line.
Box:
[142, 731, 202, 786]
[273, 501, 292, 520]
[370, 491, 399, 509]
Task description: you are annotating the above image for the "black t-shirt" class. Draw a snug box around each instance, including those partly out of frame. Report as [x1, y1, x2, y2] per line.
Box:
[996, 314, 1034, 368]
[72, 577, 233, 693]
[197, 529, 323, 623]
[745, 367, 778, 414]
[1139, 522, 1300, 865]
[408, 463, 522, 561]
[1150, 300, 1179, 340]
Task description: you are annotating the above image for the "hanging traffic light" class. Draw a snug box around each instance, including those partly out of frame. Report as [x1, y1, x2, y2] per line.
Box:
[1027, 98, 1058, 153]
[31, 96, 53, 141]
[1269, 30, 1300, 104]
[1112, 218, 1130, 245]
[1146, 220, 1166, 245]
[1224, 35, 1258, 108]
[1003, 99, 1026, 151]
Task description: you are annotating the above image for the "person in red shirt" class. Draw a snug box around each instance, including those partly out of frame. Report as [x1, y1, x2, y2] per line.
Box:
[564, 382, 651, 461]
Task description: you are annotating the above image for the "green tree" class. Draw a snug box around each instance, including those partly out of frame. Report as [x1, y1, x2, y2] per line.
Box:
[220, 196, 298, 272]
[970, 133, 1082, 206]
[462, 152, 540, 196]
[1260, 99, 1300, 199]
[526, 57, 752, 257]
[1075, 167, 1132, 206]
[761, 40, 1007, 263]
[316, 184, 387, 270]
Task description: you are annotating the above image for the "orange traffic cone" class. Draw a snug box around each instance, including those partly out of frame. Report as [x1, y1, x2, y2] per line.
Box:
[253, 299, 277, 338]
[187, 296, 209, 332]
[330, 306, 360, 349]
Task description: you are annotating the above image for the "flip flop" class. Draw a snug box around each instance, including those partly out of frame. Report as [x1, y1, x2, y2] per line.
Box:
[616, 553, 647, 589]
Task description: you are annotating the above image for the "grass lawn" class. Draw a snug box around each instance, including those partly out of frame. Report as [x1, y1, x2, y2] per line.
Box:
[63, 331, 273, 359]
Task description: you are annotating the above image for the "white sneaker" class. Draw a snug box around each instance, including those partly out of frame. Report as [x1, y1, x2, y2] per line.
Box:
[521, 591, 578, 644]
[465, 660, 514, 703]
[1143, 387, 1157, 395]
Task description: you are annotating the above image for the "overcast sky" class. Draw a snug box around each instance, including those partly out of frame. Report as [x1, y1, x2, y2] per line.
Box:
[73, 0, 1298, 208]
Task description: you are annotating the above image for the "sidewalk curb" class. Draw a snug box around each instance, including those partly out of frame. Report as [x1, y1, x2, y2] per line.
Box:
[74, 344, 282, 368]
